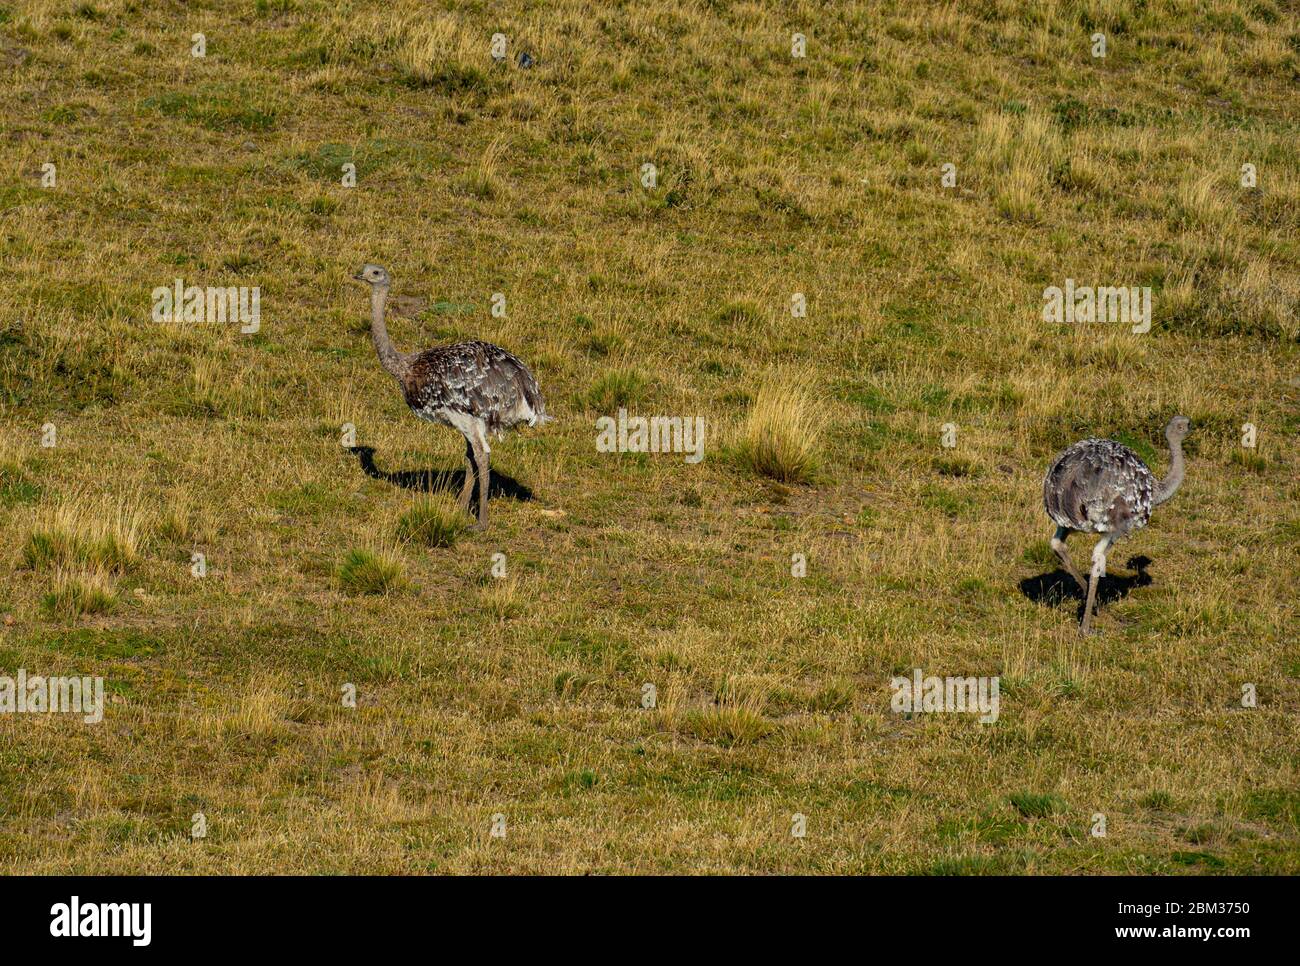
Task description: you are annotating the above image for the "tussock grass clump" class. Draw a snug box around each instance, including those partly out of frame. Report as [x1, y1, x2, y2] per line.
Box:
[585, 369, 648, 412]
[1009, 791, 1066, 819]
[480, 577, 522, 620]
[1051, 149, 1104, 195]
[647, 140, 720, 210]
[1244, 33, 1293, 76]
[457, 134, 508, 199]
[42, 568, 117, 617]
[681, 699, 775, 747]
[221, 676, 292, 740]
[0, 435, 23, 479]
[0, 436, 39, 507]
[1193, 42, 1231, 95]
[680, 679, 775, 746]
[1224, 260, 1298, 341]
[933, 455, 980, 478]
[1086, 333, 1148, 371]
[924, 854, 1011, 876]
[396, 494, 466, 547]
[1140, 791, 1179, 812]
[973, 109, 1060, 222]
[330, 12, 490, 93]
[737, 378, 824, 484]
[338, 546, 408, 595]
[553, 670, 598, 700]
[1021, 540, 1056, 568]
[189, 356, 224, 415]
[1172, 171, 1232, 229]
[156, 487, 216, 546]
[1229, 446, 1270, 474]
[24, 494, 147, 573]
[396, 17, 489, 92]
[713, 299, 765, 327]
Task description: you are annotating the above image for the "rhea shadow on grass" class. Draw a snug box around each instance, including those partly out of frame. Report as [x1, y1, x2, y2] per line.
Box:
[346, 445, 534, 502]
[1020, 555, 1153, 620]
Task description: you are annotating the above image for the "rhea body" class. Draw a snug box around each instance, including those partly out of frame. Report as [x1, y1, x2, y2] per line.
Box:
[1042, 415, 1190, 633]
[352, 264, 548, 529]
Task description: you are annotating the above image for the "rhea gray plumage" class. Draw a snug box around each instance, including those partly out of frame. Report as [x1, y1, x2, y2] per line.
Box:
[1042, 415, 1190, 633]
[1044, 438, 1155, 537]
[351, 263, 549, 529]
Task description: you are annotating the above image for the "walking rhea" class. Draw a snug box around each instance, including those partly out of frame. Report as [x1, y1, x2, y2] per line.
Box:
[1042, 416, 1190, 633]
[351, 264, 550, 530]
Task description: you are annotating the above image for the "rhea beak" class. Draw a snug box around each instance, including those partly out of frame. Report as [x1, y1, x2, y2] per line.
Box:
[351, 272, 365, 282]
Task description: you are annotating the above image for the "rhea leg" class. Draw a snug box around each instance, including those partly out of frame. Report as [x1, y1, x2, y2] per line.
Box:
[475, 445, 490, 527]
[1050, 526, 1086, 594]
[469, 424, 491, 530]
[457, 437, 476, 513]
[1080, 534, 1112, 634]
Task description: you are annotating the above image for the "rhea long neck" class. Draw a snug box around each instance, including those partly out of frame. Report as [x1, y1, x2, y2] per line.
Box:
[1152, 434, 1185, 506]
[369, 285, 408, 379]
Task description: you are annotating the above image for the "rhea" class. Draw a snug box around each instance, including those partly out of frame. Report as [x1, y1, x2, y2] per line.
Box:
[1042, 416, 1190, 633]
[351, 264, 549, 529]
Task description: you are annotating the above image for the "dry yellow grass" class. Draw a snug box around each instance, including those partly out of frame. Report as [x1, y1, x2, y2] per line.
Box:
[42, 566, 117, 618]
[22, 491, 148, 574]
[737, 377, 825, 484]
[0, 0, 1296, 876]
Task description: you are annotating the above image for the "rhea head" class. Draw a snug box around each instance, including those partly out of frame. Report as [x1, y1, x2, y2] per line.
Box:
[1165, 415, 1191, 442]
[351, 263, 390, 289]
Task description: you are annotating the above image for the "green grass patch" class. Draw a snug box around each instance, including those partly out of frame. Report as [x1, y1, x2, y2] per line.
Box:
[338, 548, 408, 595]
[1009, 791, 1066, 819]
[396, 494, 466, 547]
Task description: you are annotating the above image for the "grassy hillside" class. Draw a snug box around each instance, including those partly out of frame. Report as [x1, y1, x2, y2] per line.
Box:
[1, 0, 1297, 874]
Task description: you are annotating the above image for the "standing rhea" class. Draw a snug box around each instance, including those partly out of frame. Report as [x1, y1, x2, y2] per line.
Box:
[1042, 415, 1190, 633]
[351, 264, 549, 530]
